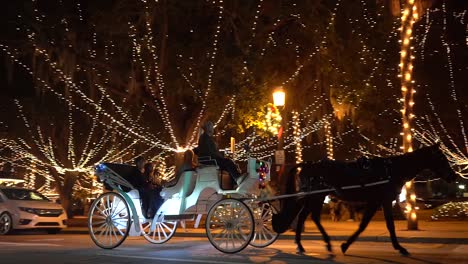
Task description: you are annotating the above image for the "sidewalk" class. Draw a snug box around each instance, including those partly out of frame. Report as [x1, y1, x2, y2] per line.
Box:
[64, 217, 468, 244]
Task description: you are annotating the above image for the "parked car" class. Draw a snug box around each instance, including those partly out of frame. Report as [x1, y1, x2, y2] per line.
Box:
[0, 186, 67, 235]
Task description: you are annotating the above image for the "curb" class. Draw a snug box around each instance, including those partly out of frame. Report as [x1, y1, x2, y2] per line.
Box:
[277, 234, 468, 245]
[61, 229, 468, 245]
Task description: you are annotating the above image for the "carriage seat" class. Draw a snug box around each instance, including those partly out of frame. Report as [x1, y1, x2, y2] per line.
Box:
[126, 189, 141, 200]
[160, 170, 197, 200]
[197, 156, 218, 167]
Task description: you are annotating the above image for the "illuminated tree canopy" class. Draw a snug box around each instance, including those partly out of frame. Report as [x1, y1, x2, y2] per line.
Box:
[0, 0, 466, 216]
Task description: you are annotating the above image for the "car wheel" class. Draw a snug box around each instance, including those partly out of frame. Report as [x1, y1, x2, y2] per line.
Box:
[0, 212, 14, 235]
[46, 228, 62, 234]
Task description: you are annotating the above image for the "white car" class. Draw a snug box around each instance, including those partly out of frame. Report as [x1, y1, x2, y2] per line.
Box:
[0, 186, 68, 234]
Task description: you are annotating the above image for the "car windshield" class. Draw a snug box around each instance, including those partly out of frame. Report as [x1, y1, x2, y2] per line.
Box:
[1, 189, 50, 201]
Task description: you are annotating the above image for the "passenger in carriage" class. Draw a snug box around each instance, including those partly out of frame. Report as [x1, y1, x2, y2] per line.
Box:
[131, 156, 162, 218]
[194, 121, 244, 185]
[135, 156, 146, 174]
[142, 162, 165, 219]
[165, 149, 197, 187]
[132, 156, 147, 186]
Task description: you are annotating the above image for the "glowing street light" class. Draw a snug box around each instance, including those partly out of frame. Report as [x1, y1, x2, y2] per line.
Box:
[272, 86, 286, 183]
[273, 86, 285, 107]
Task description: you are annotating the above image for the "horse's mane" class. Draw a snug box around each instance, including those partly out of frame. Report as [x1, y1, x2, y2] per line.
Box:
[387, 144, 437, 160]
[285, 164, 301, 194]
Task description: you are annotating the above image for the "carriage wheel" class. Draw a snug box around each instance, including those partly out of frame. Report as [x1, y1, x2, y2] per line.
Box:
[248, 202, 280, 248]
[141, 213, 178, 244]
[206, 198, 254, 254]
[88, 192, 131, 249]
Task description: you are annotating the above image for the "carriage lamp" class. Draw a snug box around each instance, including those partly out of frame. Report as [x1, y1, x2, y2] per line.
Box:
[95, 163, 107, 173]
[257, 161, 269, 189]
[273, 86, 285, 107]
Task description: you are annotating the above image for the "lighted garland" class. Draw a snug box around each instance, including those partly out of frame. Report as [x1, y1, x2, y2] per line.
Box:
[431, 201, 468, 221]
[2, 0, 464, 191]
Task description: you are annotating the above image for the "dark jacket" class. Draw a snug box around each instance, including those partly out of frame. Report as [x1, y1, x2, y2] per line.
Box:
[197, 133, 222, 159]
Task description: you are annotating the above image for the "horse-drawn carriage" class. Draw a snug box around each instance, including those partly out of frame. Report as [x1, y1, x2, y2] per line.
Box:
[88, 156, 279, 253]
[89, 143, 457, 256]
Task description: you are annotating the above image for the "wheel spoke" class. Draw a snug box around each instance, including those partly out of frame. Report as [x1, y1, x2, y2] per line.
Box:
[112, 223, 123, 241]
[161, 222, 173, 231]
[248, 202, 279, 248]
[98, 224, 108, 240]
[111, 203, 126, 218]
[106, 195, 111, 213]
[113, 220, 127, 229]
[157, 225, 162, 241]
[263, 226, 275, 237]
[92, 215, 106, 220]
[91, 220, 106, 227]
[233, 232, 243, 244]
[112, 216, 129, 221]
[212, 228, 227, 240]
[95, 204, 107, 217]
[111, 198, 122, 217]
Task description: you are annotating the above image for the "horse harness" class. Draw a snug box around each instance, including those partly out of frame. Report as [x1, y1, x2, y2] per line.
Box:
[301, 157, 394, 193]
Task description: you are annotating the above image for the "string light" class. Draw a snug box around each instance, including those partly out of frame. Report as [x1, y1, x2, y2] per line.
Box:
[1, 0, 465, 198]
[325, 120, 334, 160]
[292, 111, 303, 164]
[399, 0, 420, 230]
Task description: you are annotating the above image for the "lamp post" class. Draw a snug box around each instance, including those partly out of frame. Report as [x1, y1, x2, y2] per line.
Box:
[273, 86, 286, 182]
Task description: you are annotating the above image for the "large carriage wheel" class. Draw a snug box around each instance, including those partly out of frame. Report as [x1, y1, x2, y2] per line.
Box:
[206, 198, 254, 254]
[248, 201, 280, 248]
[141, 213, 178, 244]
[88, 192, 131, 249]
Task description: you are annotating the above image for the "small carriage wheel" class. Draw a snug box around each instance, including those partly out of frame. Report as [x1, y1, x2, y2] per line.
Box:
[141, 213, 178, 244]
[206, 198, 254, 254]
[88, 192, 131, 249]
[248, 201, 280, 248]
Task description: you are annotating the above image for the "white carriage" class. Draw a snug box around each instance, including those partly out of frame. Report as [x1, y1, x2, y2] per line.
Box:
[88, 156, 279, 253]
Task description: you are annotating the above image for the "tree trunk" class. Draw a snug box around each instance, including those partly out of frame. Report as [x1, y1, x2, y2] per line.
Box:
[53, 170, 79, 219]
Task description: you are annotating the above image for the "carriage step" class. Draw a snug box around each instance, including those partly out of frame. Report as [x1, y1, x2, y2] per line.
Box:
[164, 214, 196, 221]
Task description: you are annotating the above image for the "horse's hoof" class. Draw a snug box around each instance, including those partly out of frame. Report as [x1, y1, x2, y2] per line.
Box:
[296, 245, 306, 254]
[399, 248, 410, 256]
[340, 243, 349, 254]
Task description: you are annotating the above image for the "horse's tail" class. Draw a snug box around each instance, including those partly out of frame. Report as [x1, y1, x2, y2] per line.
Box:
[272, 163, 304, 233]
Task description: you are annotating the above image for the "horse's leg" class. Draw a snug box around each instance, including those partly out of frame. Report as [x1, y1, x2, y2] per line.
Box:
[310, 203, 332, 252]
[294, 206, 309, 254]
[341, 203, 379, 254]
[382, 200, 409, 256]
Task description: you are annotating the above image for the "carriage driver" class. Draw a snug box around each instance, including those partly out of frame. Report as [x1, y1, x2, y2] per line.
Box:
[195, 121, 245, 185]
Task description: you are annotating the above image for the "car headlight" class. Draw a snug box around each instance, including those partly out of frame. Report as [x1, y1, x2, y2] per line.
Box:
[19, 207, 38, 215]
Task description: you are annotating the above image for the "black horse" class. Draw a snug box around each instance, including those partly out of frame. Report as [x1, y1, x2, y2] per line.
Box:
[271, 162, 333, 254]
[272, 143, 457, 256]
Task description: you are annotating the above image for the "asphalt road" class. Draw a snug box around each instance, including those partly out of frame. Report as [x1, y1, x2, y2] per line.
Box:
[0, 233, 467, 264]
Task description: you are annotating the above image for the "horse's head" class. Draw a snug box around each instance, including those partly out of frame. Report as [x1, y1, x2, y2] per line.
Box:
[426, 143, 457, 183]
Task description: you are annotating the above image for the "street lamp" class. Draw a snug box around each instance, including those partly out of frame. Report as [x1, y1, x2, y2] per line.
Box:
[272, 86, 286, 185]
[273, 86, 285, 107]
